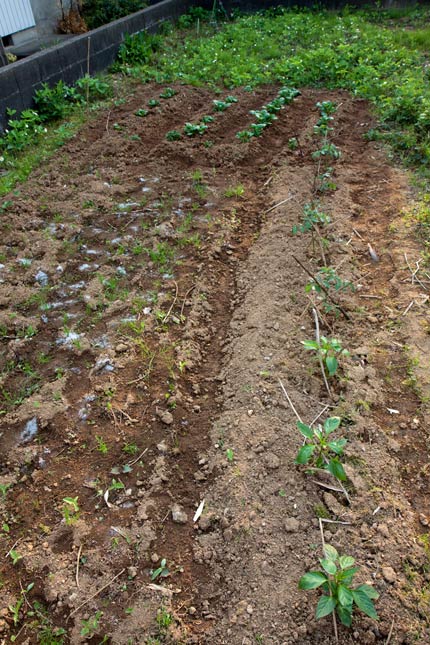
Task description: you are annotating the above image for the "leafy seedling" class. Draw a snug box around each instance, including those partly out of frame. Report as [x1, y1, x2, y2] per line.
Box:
[151, 558, 169, 581]
[302, 336, 349, 377]
[81, 611, 103, 638]
[61, 496, 80, 525]
[8, 549, 22, 565]
[312, 143, 341, 160]
[166, 130, 181, 141]
[148, 99, 160, 108]
[183, 122, 208, 137]
[295, 416, 347, 481]
[135, 108, 149, 117]
[299, 544, 379, 627]
[226, 448, 234, 462]
[292, 203, 330, 234]
[159, 87, 177, 99]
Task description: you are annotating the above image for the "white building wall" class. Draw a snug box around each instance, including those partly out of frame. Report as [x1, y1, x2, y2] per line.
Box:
[0, 0, 36, 37]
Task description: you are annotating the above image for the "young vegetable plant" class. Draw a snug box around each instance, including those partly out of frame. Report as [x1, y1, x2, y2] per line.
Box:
[306, 267, 354, 315]
[150, 558, 169, 581]
[159, 87, 177, 99]
[61, 496, 80, 525]
[299, 544, 379, 627]
[302, 336, 349, 378]
[183, 122, 208, 137]
[166, 130, 181, 141]
[295, 416, 347, 481]
[292, 203, 330, 235]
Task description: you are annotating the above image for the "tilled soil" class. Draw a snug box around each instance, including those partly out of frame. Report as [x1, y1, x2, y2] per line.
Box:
[0, 83, 429, 644]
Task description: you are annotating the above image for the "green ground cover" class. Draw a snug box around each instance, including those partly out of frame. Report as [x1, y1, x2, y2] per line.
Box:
[2, 4, 430, 196]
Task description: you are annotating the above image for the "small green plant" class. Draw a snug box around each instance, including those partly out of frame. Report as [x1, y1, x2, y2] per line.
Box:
[226, 448, 234, 462]
[312, 143, 341, 160]
[148, 99, 161, 108]
[135, 108, 149, 117]
[224, 184, 244, 198]
[9, 597, 23, 626]
[80, 611, 103, 638]
[122, 442, 138, 455]
[61, 497, 80, 525]
[288, 137, 299, 150]
[183, 122, 208, 137]
[292, 203, 330, 234]
[159, 87, 177, 99]
[295, 417, 347, 481]
[306, 267, 354, 315]
[8, 549, 22, 565]
[96, 435, 108, 454]
[150, 558, 169, 581]
[166, 129, 182, 141]
[299, 544, 379, 627]
[302, 336, 349, 377]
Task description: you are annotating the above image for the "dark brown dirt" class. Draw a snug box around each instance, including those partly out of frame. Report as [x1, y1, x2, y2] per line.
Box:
[0, 82, 429, 644]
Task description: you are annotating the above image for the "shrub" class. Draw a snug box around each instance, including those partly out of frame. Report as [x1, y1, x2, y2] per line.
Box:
[80, 0, 147, 30]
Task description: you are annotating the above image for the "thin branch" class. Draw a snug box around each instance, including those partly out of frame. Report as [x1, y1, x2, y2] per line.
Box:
[265, 195, 293, 214]
[385, 618, 395, 644]
[278, 379, 303, 423]
[312, 308, 332, 399]
[75, 544, 83, 589]
[180, 284, 196, 320]
[162, 280, 179, 324]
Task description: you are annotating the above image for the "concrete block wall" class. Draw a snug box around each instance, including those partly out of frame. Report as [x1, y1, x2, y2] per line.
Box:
[0, 0, 197, 132]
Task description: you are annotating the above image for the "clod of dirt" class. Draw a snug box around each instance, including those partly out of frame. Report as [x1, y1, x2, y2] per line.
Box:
[156, 408, 174, 425]
[171, 503, 188, 524]
[381, 566, 397, 584]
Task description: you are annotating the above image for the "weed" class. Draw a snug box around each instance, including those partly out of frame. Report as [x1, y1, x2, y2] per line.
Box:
[96, 435, 108, 454]
[122, 442, 138, 455]
[224, 184, 244, 198]
[80, 611, 103, 638]
[299, 543, 378, 627]
[226, 448, 234, 462]
[295, 417, 347, 481]
[61, 497, 80, 525]
[8, 549, 22, 565]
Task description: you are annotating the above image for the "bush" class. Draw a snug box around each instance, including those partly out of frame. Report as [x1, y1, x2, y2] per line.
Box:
[34, 81, 83, 122]
[115, 31, 162, 68]
[81, 0, 147, 30]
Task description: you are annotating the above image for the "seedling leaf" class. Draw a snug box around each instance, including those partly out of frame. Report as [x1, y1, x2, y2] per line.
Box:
[327, 458, 347, 481]
[316, 594, 337, 619]
[338, 584, 353, 607]
[338, 555, 355, 570]
[324, 416, 340, 433]
[298, 571, 327, 590]
[297, 421, 314, 439]
[323, 544, 338, 561]
[295, 444, 315, 464]
[351, 589, 379, 620]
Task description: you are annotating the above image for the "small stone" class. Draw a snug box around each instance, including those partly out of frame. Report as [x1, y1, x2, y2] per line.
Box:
[157, 441, 168, 454]
[42, 541, 49, 549]
[381, 566, 396, 584]
[156, 408, 173, 425]
[284, 517, 300, 533]
[115, 343, 128, 353]
[151, 553, 159, 563]
[264, 452, 280, 469]
[127, 566, 138, 579]
[188, 606, 197, 615]
[172, 503, 188, 524]
[246, 604, 253, 615]
[420, 513, 429, 527]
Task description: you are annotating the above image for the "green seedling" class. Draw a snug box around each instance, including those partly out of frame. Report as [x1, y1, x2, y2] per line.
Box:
[299, 544, 378, 627]
[292, 203, 330, 234]
[306, 267, 354, 315]
[135, 108, 149, 117]
[295, 416, 347, 481]
[61, 497, 79, 525]
[166, 130, 181, 141]
[0, 483, 11, 499]
[201, 115, 215, 124]
[8, 549, 22, 565]
[312, 143, 341, 160]
[96, 435, 108, 454]
[81, 611, 103, 638]
[150, 558, 169, 581]
[224, 184, 244, 198]
[9, 597, 23, 626]
[226, 448, 234, 462]
[212, 100, 230, 112]
[316, 101, 337, 117]
[250, 108, 277, 125]
[288, 137, 299, 150]
[183, 122, 208, 137]
[148, 99, 160, 108]
[302, 336, 349, 377]
[122, 442, 138, 455]
[159, 87, 177, 99]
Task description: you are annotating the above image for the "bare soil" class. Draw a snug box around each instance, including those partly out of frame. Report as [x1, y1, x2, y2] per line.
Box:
[0, 83, 429, 644]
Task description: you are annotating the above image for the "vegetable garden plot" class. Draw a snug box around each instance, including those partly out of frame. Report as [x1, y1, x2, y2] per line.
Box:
[0, 83, 429, 644]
